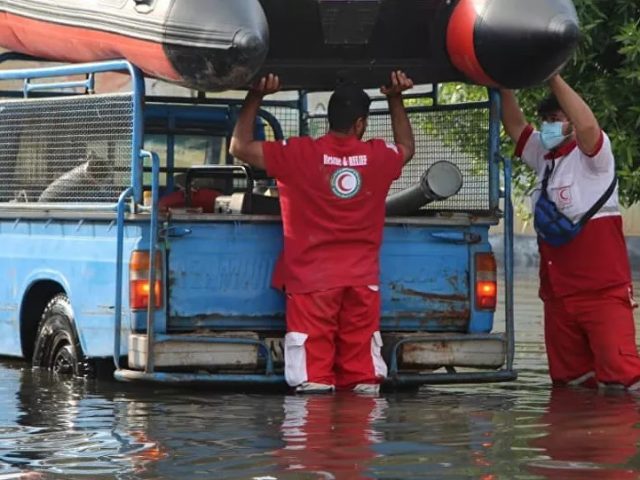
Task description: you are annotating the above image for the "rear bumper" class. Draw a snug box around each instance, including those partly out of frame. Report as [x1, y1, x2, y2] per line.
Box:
[113, 368, 517, 387]
[383, 332, 507, 374]
[117, 331, 516, 387]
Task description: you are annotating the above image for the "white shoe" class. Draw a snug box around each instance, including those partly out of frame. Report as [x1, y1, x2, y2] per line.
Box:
[295, 382, 335, 394]
[598, 382, 626, 391]
[628, 380, 640, 391]
[353, 383, 380, 395]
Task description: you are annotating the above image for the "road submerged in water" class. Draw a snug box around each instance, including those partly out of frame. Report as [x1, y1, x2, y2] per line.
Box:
[1, 277, 639, 480]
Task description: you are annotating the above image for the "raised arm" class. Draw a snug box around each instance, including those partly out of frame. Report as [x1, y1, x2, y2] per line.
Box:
[381, 71, 415, 164]
[499, 89, 528, 143]
[229, 74, 281, 170]
[548, 74, 601, 155]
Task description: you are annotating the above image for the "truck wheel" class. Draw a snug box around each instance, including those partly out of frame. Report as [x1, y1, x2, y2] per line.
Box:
[32, 294, 90, 377]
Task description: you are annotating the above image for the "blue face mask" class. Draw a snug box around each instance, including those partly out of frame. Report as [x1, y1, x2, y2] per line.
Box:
[540, 121, 569, 150]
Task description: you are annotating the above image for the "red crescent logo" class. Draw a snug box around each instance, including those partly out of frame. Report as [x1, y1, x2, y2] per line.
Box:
[330, 168, 361, 198]
[338, 173, 349, 192]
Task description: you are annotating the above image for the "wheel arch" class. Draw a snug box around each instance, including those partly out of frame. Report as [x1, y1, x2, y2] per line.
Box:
[20, 278, 69, 361]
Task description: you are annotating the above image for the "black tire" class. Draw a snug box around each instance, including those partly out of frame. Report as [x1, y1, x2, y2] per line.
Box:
[32, 294, 91, 377]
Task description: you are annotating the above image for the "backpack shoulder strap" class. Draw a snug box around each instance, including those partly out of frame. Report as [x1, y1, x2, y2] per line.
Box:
[577, 172, 618, 227]
[540, 161, 554, 198]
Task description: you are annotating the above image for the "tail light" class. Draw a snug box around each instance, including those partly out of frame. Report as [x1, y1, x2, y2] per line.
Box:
[475, 252, 497, 310]
[130, 250, 163, 310]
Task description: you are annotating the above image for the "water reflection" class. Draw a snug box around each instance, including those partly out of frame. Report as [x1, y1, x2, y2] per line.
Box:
[527, 388, 640, 480]
[272, 390, 521, 480]
[276, 394, 387, 479]
[1, 362, 640, 479]
[0, 365, 164, 479]
[0, 272, 639, 478]
[0, 362, 524, 480]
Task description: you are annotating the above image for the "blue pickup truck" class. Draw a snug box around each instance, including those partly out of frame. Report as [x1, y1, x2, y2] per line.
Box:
[0, 56, 516, 388]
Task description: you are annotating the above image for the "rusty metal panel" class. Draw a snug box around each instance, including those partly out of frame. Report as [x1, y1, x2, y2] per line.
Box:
[380, 224, 474, 332]
[400, 336, 504, 369]
[128, 332, 259, 370]
[167, 221, 285, 330]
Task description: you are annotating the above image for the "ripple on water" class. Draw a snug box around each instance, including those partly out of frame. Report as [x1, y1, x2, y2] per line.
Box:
[0, 277, 639, 479]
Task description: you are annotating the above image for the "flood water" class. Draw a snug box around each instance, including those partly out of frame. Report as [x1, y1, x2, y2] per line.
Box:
[1, 274, 640, 479]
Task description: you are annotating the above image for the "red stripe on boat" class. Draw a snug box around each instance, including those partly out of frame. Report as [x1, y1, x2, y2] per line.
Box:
[0, 12, 180, 82]
[446, 0, 497, 87]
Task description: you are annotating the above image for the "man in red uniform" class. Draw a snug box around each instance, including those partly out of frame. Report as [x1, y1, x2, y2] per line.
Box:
[230, 71, 415, 393]
[501, 74, 640, 389]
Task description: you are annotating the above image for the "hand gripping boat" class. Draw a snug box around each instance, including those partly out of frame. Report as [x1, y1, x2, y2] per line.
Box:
[0, 0, 580, 90]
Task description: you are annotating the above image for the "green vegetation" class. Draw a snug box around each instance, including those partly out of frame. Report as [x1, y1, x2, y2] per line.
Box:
[511, 0, 640, 206]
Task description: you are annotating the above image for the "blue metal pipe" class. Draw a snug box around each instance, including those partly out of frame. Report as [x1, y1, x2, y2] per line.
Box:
[503, 156, 516, 371]
[130, 67, 146, 204]
[113, 369, 517, 386]
[3, 202, 121, 211]
[495, 89, 516, 376]
[162, 96, 300, 109]
[0, 59, 146, 205]
[298, 90, 309, 137]
[113, 187, 134, 370]
[487, 89, 502, 210]
[140, 150, 160, 374]
[0, 60, 139, 81]
[23, 79, 94, 96]
[115, 369, 286, 384]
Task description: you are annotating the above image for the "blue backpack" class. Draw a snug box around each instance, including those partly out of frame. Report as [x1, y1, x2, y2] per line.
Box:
[534, 162, 617, 247]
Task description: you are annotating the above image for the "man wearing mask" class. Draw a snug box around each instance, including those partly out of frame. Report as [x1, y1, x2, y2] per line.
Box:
[500, 74, 640, 389]
[230, 71, 415, 394]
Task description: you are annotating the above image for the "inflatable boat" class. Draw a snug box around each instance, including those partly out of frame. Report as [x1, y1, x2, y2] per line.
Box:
[0, 0, 269, 91]
[0, 0, 580, 91]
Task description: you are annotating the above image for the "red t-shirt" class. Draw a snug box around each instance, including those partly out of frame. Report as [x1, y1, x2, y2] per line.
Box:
[263, 133, 404, 294]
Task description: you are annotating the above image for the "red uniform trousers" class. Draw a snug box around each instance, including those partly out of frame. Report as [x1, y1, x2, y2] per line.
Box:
[284, 286, 387, 389]
[544, 284, 640, 388]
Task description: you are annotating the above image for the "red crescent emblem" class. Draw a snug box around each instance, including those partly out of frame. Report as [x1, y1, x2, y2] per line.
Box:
[331, 168, 360, 198]
[338, 174, 349, 192]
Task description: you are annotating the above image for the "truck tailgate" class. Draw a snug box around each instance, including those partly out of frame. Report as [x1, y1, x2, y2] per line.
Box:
[167, 220, 480, 333]
[167, 221, 285, 331]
